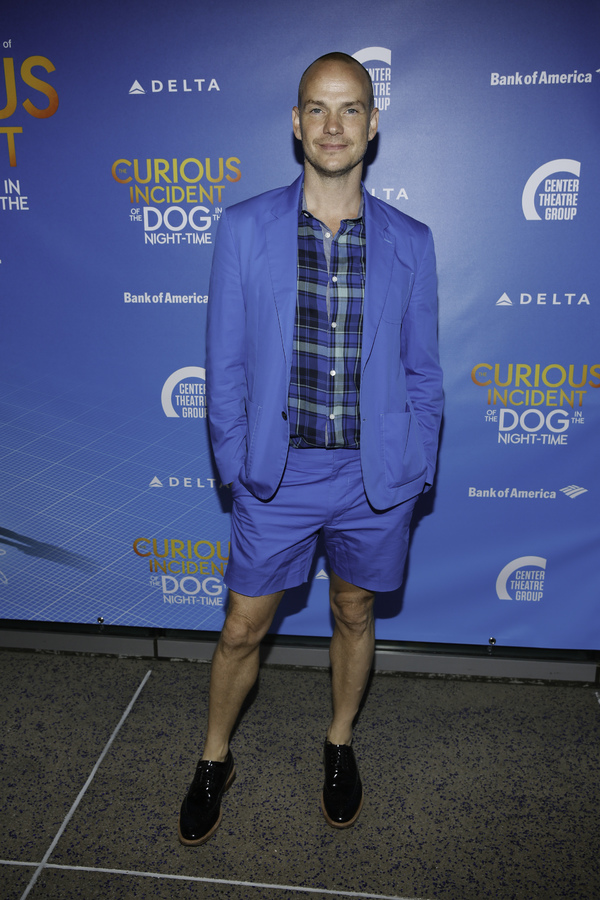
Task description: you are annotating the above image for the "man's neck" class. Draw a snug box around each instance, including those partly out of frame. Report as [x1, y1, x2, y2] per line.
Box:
[302, 165, 363, 235]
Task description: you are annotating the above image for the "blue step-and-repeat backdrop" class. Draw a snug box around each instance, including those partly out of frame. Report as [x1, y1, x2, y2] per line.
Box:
[1, 0, 598, 648]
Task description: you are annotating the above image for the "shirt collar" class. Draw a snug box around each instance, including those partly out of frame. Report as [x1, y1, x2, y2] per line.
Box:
[300, 187, 364, 221]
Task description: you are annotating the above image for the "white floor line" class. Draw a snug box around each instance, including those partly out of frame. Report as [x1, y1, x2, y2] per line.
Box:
[45, 864, 428, 900]
[18, 670, 152, 900]
[0, 860, 37, 867]
[1, 859, 429, 900]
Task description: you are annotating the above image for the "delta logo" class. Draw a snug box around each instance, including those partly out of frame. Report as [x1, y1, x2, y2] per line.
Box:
[149, 475, 217, 489]
[128, 77, 220, 95]
[495, 291, 590, 307]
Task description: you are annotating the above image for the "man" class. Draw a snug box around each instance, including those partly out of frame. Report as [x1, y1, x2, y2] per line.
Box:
[178, 52, 443, 846]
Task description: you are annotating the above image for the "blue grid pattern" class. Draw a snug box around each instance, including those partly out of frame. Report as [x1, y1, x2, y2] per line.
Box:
[0, 365, 228, 631]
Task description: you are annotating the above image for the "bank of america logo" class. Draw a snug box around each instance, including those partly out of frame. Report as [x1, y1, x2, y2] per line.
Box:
[560, 485, 588, 499]
[496, 292, 512, 306]
[129, 80, 145, 94]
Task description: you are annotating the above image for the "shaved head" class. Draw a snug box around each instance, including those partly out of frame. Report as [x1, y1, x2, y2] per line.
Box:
[298, 52, 374, 111]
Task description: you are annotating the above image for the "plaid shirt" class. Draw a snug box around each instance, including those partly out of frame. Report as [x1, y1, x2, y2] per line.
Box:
[288, 195, 365, 448]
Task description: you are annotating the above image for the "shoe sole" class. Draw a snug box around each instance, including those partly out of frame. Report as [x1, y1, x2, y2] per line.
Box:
[320, 790, 363, 829]
[177, 766, 236, 846]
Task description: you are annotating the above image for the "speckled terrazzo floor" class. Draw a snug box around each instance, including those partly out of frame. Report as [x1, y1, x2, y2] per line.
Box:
[1, 650, 599, 900]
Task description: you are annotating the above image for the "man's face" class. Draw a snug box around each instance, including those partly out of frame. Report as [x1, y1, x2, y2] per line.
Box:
[292, 60, 378, 179]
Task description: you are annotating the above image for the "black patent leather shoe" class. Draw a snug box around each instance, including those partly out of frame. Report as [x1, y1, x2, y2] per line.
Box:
[321, 740, 363, 828]
[178, 750, 235, 846]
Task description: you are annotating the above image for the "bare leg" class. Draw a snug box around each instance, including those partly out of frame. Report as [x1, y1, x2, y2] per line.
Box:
[202, 588, 284, 761]
[327, 571, 375, 746]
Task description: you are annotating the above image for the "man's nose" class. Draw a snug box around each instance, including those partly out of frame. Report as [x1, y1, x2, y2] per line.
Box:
[324, 113, 342, 134]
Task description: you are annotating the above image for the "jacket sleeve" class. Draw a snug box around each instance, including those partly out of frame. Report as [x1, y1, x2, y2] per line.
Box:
[206, 208, 248, 484]
[401, 227, 443, 488]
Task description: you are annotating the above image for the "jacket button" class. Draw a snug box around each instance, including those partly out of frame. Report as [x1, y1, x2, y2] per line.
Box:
[281, 411, 288, 421]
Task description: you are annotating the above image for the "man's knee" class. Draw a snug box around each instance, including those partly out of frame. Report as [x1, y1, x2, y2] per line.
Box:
[220, 609, 263, 652]
[219, 590, 283, 652]
[330, 583, 375, 634]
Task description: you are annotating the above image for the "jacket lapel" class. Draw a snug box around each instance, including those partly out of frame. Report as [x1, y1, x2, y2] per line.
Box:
[265, 176, 303, 368]
[362, 191, 395, 373]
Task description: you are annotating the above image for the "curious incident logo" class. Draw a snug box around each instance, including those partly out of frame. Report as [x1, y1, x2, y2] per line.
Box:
[1, 50, 59, 167]
[472, 361, 599, 446]
[135, 536, 228, 606]
[111, 155, 241, 246]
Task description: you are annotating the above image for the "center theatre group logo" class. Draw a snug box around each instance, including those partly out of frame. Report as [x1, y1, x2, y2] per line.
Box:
[1, 51, 58, 167]
[496, 556, 547, 603]
[352, 47, 391, 111]
[111, 155, 241, 246]
[522, 159, 581, 221]
[161, 366, 206, 419]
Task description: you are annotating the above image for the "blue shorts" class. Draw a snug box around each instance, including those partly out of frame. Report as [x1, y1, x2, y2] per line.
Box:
[225, 448, 418, 596]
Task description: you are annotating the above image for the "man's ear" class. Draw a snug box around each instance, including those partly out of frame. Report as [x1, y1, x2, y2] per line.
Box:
[368, 106, 379, 141]
[292, 106, 302, 141]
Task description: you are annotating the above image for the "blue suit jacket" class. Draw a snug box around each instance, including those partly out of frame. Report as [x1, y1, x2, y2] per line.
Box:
[206, 175, 443, 510]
